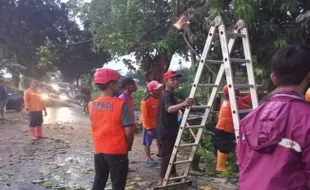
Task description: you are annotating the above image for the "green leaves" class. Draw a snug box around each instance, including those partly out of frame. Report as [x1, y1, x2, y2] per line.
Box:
[233, 0, 254, 22]
[273, 37, 288, 49]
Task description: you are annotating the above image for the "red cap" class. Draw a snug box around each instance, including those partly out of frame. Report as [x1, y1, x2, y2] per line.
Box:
[223, 85, 239, 94]
[147, 81, 163, 92]
[163, 70, 182, 81]
[94, 68, 120, 84]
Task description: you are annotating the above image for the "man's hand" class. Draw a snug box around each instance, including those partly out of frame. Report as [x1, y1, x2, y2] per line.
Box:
[124, 125, 135, 151]
[182, 98, 195, 107]
[44, 110, 48, 116]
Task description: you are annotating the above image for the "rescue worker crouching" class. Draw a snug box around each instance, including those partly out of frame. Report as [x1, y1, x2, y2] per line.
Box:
[214, 85, 251, 172]
[89, 68, 135, 190]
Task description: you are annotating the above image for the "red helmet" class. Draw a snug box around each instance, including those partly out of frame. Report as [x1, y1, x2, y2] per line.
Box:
[223, 85, 239, 95]
[94, 68, 120, 84]
[147, 81, 163, 92]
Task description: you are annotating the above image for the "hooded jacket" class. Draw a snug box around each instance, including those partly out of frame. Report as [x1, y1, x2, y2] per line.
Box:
[237, 90, 310, 190]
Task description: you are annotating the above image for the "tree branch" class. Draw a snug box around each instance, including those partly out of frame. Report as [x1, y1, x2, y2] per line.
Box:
[125, 21, 171, 54]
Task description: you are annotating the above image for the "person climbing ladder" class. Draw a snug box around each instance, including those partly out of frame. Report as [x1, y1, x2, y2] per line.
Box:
[214, 85, 251, 172]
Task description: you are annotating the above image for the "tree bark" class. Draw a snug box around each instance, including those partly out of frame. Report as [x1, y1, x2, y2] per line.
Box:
[11, 71, 20, 88]
[145, 52, 172, 83]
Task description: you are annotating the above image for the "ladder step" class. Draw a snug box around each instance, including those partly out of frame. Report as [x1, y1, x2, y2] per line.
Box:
[230, 58, 250, 63]
[234, 84, 254, 88]
[238, 109, 252, 114]
[154, 180, 192, 189]
[226, 32, 246, 38]
[185, 125, 204, 129]
[174, 160, 192, 165]
[191, 105, 210, 110]
[206, 58, 250, 64]
[198, 84, 218, 87]
[206, 60, 223, 64]
[179, 143, 198, 147]
[169, 175, 186, 181]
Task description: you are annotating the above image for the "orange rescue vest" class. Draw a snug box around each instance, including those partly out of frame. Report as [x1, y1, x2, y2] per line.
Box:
[216, 97, 251, 133]
[89, 96, 128, 154]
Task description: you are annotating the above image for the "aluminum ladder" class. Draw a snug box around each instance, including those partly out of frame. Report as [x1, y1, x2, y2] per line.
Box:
[154, 16, 259, 189]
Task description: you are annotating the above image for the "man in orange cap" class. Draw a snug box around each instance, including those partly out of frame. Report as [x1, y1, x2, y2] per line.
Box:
[88, 68, 135, 190]
[141, 80, 163, 167]
[214, 85, 251, 172]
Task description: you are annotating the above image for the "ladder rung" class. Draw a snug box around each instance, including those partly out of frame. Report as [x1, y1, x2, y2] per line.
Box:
[174, 160, 192, 165]
[234, 84, 254, 88]
[191, 105, 210, 109]
[230, 58, 250, 63]
[185, 125, 203, 129]
[198, 84, 218, 87]
[179, 143, 198, 147]
[238, 109, 252, 114]
[206, 60, 223, 64]
[169, 176, 186, 181]
[226, 32, 246, 38]
[154, 180, 192, 189]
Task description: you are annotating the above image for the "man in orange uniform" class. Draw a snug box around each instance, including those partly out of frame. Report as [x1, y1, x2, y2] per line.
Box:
[214, 85, 251, 172]
[141, 80, 163, 167]
[305, 88, 310, 102]
[88, 68, 135, 190]
[24, 80, 48, 140]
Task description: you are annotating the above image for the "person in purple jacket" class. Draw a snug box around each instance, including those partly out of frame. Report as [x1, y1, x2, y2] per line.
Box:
[119, 77, 137, 172]
[237, 44, 310, 190]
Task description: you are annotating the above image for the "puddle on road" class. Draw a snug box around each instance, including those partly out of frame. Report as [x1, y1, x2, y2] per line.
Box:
[42, 107, 90, 130]
[44, 107, 75, 125]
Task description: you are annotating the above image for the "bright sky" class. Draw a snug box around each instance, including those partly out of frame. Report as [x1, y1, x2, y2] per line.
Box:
[61, 0, 191, 75]
[104, 54, 191, 75]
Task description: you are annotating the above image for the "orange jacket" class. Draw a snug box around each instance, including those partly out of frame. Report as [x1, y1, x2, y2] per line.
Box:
[305, 88, 310, 102]
[24, 88, 46, 112]
[89, 97, 128, 154]
[140, 94, 159, 130]
[216, 95, 251, 133]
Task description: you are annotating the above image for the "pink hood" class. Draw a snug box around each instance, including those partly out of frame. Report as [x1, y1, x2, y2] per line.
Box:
[237, 90, 310, 190]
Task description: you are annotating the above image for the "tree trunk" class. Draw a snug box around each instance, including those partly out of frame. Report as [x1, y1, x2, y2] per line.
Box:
[145, 52, 172, 83]
[11, 71, 20, 88]
[59, 69, 75, 83]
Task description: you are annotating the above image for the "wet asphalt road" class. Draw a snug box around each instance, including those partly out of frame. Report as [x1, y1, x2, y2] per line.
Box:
[43, 105, 89, 125]
[0, 106, 237, 190]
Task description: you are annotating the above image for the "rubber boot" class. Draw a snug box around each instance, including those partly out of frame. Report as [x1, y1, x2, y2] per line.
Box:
[35, 126, 46, 138]
[216, 150, 228, 172]
[30, 128, 38, 140]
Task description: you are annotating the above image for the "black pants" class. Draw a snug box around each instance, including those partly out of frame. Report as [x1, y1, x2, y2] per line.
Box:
[92, 153, 129, 190]
[29, 111, 43, 127]
[213, 128, 236, 154]
[159, 139, 177, 178]
[83, 99, 90, 113]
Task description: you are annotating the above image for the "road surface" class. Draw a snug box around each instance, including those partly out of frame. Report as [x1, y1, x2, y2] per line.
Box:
[0, 105, 237, 190]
